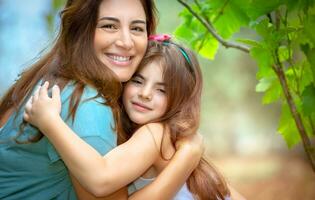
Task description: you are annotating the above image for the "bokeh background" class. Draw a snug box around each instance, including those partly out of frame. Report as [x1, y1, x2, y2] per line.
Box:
[0, 1, 314, 199]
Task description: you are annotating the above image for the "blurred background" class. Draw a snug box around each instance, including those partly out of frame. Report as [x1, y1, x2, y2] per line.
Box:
[0, 1, 314, 199]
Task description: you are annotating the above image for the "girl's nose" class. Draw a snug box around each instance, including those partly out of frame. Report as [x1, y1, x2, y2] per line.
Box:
[139, 86, 152, 101]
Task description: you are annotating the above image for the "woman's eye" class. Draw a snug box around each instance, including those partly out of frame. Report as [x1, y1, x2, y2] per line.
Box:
[132, 26, 145, 32]
[101, 24, 117, 30]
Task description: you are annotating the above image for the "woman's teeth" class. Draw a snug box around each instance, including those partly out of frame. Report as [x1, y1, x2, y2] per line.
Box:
[109, 55, 130, 62]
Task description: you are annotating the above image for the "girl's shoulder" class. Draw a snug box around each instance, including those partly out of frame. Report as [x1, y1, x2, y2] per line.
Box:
[133, 123, 168, 151]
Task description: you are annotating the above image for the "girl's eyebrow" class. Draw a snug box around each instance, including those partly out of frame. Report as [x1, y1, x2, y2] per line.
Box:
[98, 17, 146, 25]
[134, 74, 144, 79]
[136, 74, 165, 86]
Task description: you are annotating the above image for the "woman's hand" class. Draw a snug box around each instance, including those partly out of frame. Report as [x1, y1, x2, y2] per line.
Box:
[23, 81, 62, 132]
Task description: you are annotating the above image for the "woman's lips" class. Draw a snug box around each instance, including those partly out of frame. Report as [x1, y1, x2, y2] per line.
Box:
[106, 53, 132, 66]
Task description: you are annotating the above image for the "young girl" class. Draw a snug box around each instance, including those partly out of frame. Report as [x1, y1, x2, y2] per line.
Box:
[24, 37, 232, 200]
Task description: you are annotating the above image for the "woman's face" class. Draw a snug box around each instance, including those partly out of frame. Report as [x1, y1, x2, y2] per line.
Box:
[123, 61, 168, 125]
[94, 0, 148, 82]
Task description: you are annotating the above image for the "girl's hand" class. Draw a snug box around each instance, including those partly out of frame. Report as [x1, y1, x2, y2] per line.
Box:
[175, 133, 204, 168]
[23, 81, 62, 132]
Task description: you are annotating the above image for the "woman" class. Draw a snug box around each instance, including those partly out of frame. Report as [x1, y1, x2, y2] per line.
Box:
[0, 0, 203, 199]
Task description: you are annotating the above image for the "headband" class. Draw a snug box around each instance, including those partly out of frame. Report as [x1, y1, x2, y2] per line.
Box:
[148, 34, 193, 68]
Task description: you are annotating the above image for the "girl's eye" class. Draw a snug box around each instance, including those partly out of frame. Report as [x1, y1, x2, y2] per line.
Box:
[131, 79, 143, 85]
[157, 88, 166, 94]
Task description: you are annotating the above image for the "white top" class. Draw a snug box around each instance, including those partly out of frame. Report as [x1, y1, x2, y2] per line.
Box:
[133, 177, 195, 200]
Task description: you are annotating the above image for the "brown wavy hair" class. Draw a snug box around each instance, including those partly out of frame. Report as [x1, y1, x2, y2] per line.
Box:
[0, 0, 158, 144]
[122, 40, 231, 200]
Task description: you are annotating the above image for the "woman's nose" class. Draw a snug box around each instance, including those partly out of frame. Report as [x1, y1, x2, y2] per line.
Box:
[116, 30, 134, 50]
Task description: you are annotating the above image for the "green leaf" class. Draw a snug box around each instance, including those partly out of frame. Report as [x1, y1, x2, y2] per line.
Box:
[301, 84, 315, 116]
[255, 18, 272, 38]
[278, 103, 301, 148]
[210, 0, 251, 39]
[175, 8, 220, 60]
[278, 46, 291, 62]
[256, 76, 282, 104]
[52, 0, 66, 10]
[262, 78, 282, 104]
[244, 0, 287, 20]
[197, 35, 219, 60]
[304, 14, 315, 45]
[256, 77, 274, 92]
[174, 23, 195, 42]
[301, 44, 315, 83]
[250, 46, 275, 79]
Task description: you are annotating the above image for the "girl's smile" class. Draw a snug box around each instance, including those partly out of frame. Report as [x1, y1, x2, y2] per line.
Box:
[123, 61, 168, 125]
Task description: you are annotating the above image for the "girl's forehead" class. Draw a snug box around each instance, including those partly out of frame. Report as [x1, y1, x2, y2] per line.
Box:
[139, 60, 164, 73]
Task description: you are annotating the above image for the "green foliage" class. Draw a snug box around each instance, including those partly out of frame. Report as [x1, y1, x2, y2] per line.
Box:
[175, 0, 315, 149]
[45, 0, 66, 37]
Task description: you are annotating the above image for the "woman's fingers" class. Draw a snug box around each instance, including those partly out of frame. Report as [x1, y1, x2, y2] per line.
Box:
[52, 85, 60, 102]
[33, 86, 40, 101]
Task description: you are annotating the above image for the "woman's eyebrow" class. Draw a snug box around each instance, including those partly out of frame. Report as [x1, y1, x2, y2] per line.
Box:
[131, 20, 146, 25]
[98, 17, 146, 25]
[99, 16, 119, 22]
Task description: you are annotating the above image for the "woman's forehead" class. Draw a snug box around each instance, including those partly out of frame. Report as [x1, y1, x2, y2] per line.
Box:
[98, 0, 146, 20]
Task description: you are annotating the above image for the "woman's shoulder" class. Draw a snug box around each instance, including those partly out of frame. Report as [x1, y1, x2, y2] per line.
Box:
[62, 83, 101, 101]
[60, 84, 113, 125]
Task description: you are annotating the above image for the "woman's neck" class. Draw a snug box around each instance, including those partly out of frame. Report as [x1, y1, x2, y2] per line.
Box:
[0, 107, 15, 128]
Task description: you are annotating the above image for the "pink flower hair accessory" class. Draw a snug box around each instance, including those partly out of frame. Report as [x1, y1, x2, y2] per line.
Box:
[148, 34, 171, 42]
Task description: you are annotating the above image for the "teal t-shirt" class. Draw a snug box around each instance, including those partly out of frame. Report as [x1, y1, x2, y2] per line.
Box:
[0, 83, 117, 200]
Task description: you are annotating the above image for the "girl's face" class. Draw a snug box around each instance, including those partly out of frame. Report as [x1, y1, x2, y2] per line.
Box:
[123, 61, 168, 125]
[94, 0, 148, 82]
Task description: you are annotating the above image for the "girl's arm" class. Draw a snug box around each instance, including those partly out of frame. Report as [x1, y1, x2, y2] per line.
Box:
[70, 174, 129, 200]
[129, 134, 203, 200]
[24, 83, 203, 198]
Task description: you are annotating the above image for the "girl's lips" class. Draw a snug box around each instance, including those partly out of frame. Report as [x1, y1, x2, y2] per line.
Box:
[131, 102, 152, 112]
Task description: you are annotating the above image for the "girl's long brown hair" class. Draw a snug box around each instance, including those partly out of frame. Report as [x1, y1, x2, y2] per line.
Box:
[123, 40, 230, 200]
[0, 0, 158, 144]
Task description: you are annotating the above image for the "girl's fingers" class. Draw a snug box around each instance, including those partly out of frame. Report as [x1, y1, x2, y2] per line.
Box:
[24, 97, 32, 115]
[52, 85, 60, 101]
[29, 96, 33, 104]
[23, 112, 30, 122]
[39, 81, 49, 97]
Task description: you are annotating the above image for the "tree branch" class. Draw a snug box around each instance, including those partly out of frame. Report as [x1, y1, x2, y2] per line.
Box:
[273, 61, 315, 171]
[177, 0, 250, 53]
